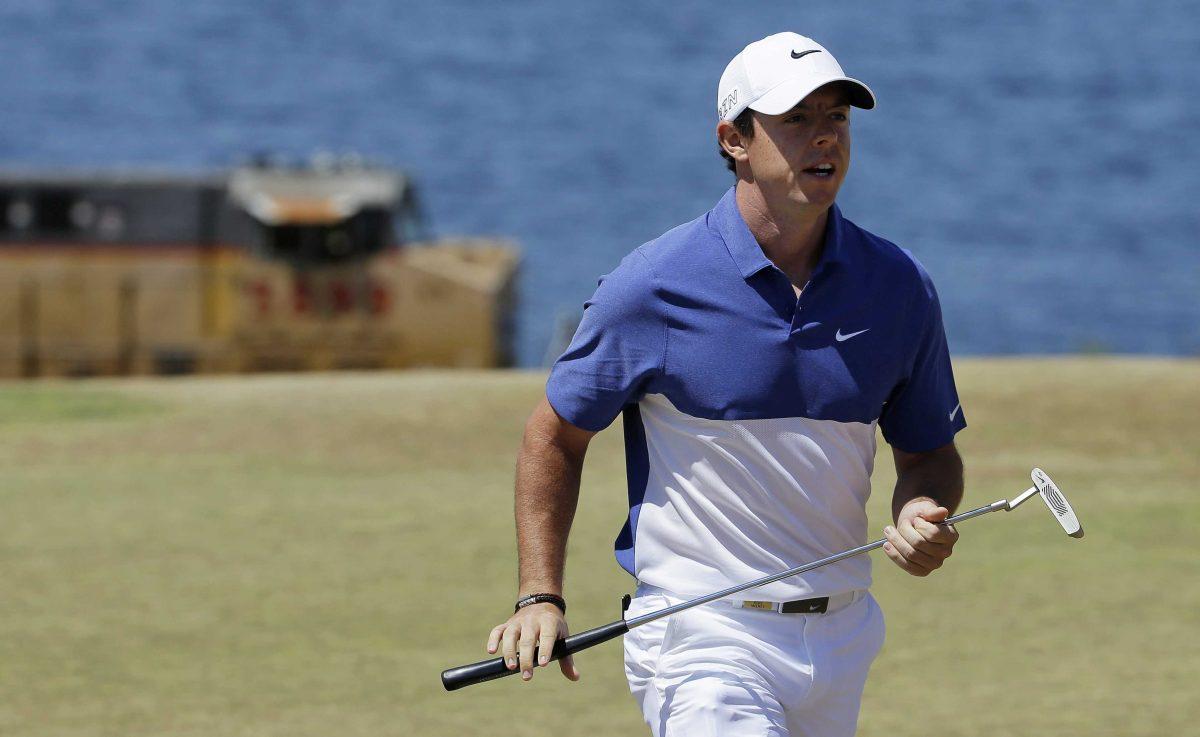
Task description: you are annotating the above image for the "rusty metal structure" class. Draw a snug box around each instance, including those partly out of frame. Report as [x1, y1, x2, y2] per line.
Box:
[0, 162, 518, 377]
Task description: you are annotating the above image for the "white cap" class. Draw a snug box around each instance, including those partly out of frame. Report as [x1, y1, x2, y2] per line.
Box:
[717, 32, 875, 121]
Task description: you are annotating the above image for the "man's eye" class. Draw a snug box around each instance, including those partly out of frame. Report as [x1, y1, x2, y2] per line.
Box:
[831, 112, 848, 121]
[787, 115, 806, 123]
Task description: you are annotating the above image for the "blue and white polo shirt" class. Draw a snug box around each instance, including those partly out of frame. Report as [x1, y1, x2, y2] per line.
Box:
[547, 187, 966, 600]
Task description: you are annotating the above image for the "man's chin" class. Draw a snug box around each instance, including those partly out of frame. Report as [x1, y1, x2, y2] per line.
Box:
[788, 185, 840, 210]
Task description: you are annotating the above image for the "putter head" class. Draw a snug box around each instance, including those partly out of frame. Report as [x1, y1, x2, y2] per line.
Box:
[1031, 468, 1084, 538]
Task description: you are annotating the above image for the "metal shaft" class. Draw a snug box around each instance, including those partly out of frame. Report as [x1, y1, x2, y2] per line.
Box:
[626, 499, 1008, 629]
[443, 473, 1079, 691]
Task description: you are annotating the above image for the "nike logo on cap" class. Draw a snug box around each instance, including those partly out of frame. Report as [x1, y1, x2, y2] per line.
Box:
[835, 328, 869, 342]
[791, 49, 822, 59]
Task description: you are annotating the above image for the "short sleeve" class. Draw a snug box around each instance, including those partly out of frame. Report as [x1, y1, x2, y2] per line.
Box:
[879, 278, 966, 453]
[546, 249, 665, 432]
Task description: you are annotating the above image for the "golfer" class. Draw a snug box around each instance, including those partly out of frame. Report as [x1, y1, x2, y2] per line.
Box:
[486, 32, 967, 736]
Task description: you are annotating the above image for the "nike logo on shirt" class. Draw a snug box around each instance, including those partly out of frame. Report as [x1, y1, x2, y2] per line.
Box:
[949, 403, 961, 422]
[835, 328, 870, 342]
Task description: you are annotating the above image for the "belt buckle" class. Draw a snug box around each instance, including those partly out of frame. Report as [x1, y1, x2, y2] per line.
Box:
[740, 600, 778, 612]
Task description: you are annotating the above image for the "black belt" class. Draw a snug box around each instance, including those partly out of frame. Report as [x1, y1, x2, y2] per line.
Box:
[738, 596, 829, 614]
[636, 583, 859, 615]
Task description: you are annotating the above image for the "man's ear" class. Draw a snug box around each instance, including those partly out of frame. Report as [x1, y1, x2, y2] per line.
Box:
[717, 119, 750, 164]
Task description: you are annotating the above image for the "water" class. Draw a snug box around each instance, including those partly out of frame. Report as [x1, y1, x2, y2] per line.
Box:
[2, 0, 1197, 364]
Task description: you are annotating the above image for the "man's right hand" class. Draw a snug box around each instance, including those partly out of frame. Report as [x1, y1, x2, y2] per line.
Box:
[486, 602, 580, 682]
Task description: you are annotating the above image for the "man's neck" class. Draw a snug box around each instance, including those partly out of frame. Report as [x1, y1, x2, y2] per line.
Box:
[735, 182, 829, 288]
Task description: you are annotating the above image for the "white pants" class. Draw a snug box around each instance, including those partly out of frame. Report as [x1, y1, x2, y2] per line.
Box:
[623, 586, 886, 737]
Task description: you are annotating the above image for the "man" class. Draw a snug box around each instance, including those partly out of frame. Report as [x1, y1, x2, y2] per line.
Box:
[485, 32, 966, 736]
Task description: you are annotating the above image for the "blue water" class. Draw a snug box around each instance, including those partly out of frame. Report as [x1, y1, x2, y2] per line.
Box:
[2, 1, 1197, 364]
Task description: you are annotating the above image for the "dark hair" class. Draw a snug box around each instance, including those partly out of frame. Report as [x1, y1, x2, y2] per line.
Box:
[719, 109, 755, 174]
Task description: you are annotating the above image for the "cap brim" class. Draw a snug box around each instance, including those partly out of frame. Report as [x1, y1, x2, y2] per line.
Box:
[749, 76, 876, 114]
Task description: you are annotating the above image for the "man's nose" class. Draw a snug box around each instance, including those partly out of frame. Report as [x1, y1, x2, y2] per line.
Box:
[813, 122, 839, 147]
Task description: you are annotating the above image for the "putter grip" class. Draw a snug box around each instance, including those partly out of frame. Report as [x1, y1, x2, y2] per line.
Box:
[441, 618, 629, 691]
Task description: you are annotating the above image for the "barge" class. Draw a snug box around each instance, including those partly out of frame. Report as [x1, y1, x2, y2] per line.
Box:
[0, 161, 518, 377]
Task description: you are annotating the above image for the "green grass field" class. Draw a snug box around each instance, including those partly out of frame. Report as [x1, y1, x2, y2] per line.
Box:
[2, 358, 1197, 736]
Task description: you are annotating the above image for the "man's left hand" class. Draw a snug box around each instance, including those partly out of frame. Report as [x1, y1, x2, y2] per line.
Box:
[882, 498, 958, 576]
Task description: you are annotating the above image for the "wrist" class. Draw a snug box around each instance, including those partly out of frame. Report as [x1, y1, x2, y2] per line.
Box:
[515, 593, 566, 615]
[894, 495, 940, 520]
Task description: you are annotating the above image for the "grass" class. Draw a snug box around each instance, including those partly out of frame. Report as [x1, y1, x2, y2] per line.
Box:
[0, 358, 1197, 736]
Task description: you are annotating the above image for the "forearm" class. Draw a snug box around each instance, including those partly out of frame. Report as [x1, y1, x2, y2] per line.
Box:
[485, 398, 592, 683]
[891, 444, 964, 522]
[514, 431, 586, 596]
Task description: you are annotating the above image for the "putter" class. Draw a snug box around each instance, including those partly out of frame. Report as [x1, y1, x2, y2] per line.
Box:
[441, 467, 1083, 691]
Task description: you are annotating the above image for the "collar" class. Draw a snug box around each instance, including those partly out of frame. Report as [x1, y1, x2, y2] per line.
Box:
[712, 186, 851, 281]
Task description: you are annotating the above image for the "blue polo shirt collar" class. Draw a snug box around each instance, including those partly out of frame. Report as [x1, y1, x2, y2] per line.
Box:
[712, 186, 850, 281]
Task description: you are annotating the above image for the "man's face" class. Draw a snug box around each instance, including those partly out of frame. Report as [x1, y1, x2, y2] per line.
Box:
[743, 84, 852, 210]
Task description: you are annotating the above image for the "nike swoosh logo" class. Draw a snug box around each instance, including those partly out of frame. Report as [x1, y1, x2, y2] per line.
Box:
[834, 328, 869, 342]
[949, 403, 961, 422]
[791, 49, 822, 59]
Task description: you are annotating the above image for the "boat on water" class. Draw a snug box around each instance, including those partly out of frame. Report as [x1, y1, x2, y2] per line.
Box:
[0, 159, 519, 377]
